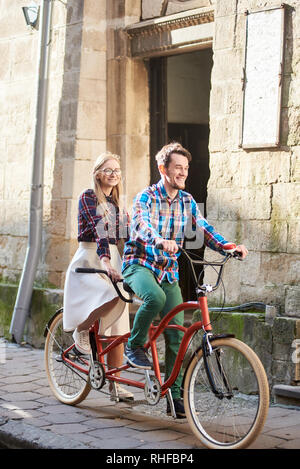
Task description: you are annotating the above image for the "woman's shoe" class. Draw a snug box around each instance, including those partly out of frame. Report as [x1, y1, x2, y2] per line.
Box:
[109, 383, 134, 402]
[72, 329, 91, 355]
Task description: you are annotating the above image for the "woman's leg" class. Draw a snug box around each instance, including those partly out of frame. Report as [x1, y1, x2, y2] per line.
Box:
[107, 343, 124, 371]
[77, 297, 119, 332]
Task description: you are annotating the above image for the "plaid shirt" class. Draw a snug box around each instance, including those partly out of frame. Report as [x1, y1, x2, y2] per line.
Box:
[78, 189, 130, 259]
[122, 180, 228, 283]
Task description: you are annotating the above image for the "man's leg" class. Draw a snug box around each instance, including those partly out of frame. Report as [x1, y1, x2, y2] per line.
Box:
[123, 264, 166, 349]
[160, 281, 184, 400]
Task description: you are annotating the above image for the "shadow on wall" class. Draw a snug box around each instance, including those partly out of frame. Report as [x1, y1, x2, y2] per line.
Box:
[42, 1, 84, 288]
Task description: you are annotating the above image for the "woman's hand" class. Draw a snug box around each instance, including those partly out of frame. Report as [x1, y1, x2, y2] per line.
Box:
[101, 257, 123, 282]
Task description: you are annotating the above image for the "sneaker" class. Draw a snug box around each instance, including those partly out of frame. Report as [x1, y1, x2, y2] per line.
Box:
[109, 383, 134, 402]
[166, 398, 186, 419]
[124, 345, 152, 370]
[72, 328, 91, 355]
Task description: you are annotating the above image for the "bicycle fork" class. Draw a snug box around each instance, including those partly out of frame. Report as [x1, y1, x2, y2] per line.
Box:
[202, 333, 233, 399]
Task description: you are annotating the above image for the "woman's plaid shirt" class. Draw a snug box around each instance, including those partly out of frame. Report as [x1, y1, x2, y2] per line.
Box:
[122, 180, 228, 283]
[78, 189, 130, 259]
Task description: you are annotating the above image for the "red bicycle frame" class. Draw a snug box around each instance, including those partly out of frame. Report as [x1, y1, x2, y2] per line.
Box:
[62, 294, 212, 397]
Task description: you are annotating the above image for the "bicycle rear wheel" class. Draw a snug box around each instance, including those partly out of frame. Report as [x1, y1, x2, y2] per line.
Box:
[44, 310, 91, 405]
[183, 337, 269, 449]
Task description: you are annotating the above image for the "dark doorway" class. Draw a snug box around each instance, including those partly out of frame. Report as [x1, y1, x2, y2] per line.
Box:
[149, 50, 213, 301]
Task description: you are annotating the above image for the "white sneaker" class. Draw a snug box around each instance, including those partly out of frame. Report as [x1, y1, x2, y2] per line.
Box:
[72, 329, 91, 355]
[109, 383, 134, 401]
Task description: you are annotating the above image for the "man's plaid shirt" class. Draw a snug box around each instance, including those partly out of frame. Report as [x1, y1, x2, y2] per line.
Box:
[122, 180, 228, 284]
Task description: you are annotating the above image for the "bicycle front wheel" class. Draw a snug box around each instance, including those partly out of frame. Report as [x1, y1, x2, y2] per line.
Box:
[44, 310, 91, 405]
[183, 337, 269, 449]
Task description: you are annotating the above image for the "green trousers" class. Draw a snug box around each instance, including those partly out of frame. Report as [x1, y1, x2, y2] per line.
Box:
[123, 264, 184, 399]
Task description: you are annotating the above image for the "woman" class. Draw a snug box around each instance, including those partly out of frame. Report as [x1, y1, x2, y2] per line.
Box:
[63, 151, 133, 401]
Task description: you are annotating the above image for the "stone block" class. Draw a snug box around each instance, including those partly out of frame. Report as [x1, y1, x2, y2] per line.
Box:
[3, 199, 30, 237]
[74, 139, 106, 160]
[45, 200, 68, 237]
[77, 100, 106, 140]
[214, 14, 236, 50]
[209, 114, 240, 152]
[217, 187, 242, 221]
[287, 221, 300, 254]
[78, 78, 106, 103]
[273, 385, 300, 407]
[61, 159, 94, 199]
[166, 0, 211, 16]
[0, 41, 10, 80]
[261, 252, 300, 288]
[241, 220, 288, 253]
[80, 50, 106, 80]
[239, 151, 291, 187]
[4, 162, 31, 200]
[273, 183, 300, 221]
[215, 0, 238, 17]
[65, 199, 79, 240]
[241, 186, 272, 220]
[285, 286, 300, 317]
[45, 238, 73, 272]
[211, 48, 244, 82]
[273, 317, 297, 345]
[291, 146, 300, 182]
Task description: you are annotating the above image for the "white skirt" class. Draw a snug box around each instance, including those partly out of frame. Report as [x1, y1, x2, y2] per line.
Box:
[63, 242, 130, 336]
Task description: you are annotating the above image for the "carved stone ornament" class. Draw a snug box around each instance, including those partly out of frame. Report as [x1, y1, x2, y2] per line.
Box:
[126, 7, 214, 57]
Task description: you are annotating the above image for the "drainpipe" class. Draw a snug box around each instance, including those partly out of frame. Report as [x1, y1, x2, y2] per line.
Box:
[10, 0, 53, 343]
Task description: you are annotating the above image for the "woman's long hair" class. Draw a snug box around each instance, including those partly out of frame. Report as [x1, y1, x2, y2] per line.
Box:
[92, 151, 123, 212]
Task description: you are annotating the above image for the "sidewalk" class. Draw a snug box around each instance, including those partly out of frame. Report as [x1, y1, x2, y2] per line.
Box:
[0, 338, 300, 451]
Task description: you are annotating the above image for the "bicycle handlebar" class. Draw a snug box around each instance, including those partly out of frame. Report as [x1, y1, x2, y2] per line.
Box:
[155, 242, 242, 293]
[74, 267, 133, 303]
[75, 243, 242, 302]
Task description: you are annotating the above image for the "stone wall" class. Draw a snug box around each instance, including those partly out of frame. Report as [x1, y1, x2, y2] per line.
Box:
[0, 0, 299, 327]
[205, 0, 300, 317]
[0, 1, 108, 289]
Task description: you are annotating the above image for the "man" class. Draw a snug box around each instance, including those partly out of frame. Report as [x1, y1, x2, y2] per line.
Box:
[122, 142, 248, 417]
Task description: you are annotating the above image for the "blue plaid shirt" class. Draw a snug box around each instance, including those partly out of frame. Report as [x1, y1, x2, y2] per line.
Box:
[122, 180, 228, 283]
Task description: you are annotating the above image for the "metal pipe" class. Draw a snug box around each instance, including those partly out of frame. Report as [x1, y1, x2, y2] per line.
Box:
[10, 0, 53, 343]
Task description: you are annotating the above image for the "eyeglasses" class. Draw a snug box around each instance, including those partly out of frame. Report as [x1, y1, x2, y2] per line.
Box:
[99, 168, 122, 176]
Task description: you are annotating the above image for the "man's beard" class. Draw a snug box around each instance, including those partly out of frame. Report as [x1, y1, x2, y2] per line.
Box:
[171, 180, 185, 190]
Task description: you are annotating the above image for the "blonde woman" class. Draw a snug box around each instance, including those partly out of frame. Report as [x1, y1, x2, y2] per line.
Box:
[63, 151, 133, 400]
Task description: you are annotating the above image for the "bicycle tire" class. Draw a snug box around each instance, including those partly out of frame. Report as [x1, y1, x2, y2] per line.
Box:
[183, 337, 269, 449]
[44, 310, 91, 405]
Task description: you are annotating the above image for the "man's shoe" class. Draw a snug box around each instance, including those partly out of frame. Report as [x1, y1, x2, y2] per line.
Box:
[124, 345, 152, 370]
[166, 398, 186, 419]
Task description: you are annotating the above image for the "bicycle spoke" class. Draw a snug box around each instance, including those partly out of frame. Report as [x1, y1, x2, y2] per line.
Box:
[45, 312, 91, 404]
[184, 338, 269, 449]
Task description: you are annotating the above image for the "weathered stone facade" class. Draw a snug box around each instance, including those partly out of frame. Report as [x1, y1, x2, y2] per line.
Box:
[0, 0, 299, 324]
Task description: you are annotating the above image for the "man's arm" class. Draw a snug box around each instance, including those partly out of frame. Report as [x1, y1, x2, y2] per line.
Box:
[130, 192, 162, 245]
[191, 197, 248, 258]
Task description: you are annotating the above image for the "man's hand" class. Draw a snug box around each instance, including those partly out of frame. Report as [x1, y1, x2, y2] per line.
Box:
[235, 244, 248, 259]
[157, 239, 179, 254]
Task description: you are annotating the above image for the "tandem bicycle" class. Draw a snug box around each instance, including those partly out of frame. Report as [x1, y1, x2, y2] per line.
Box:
[44, 244, 269, 449]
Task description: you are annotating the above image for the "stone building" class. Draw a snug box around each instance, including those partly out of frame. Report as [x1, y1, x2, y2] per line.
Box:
[0, 0, 299, 373]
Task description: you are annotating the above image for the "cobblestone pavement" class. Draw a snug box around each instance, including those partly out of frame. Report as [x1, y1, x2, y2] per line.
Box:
[0, 338, 300, 451]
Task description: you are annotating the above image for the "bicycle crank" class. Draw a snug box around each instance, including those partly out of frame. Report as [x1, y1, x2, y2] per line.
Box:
[89, 360, 105, 390]
[144, 371, 161, 405]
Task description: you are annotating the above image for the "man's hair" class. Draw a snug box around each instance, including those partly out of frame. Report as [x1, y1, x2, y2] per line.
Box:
[155, 142, 192, 168]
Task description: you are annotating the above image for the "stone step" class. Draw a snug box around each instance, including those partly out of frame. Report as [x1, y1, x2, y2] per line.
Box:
[273, 384, 300, 407]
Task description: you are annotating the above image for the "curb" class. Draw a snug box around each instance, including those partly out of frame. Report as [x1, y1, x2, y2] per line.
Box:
[0, 419, 90, 450]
